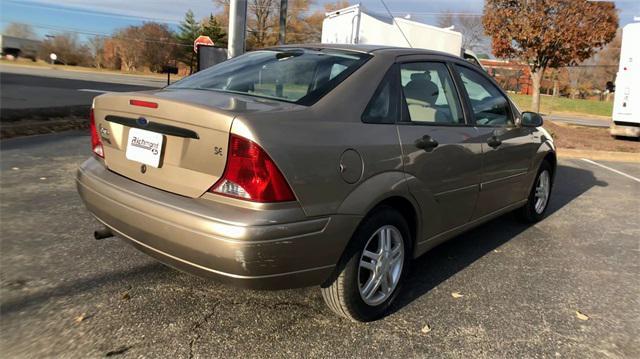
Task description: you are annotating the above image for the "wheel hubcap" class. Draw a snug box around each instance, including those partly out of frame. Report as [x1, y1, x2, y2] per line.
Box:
[358, 225, 404, 306]
[534, 170, 550, 214]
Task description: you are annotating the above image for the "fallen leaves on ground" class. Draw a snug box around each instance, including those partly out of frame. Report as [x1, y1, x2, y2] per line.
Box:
[121, 292, 131, 300]
[74, 313, 87, 323]
[451, 292, 464, 299]
[575, 310, 589, 321]
[421, 324, 432, 334]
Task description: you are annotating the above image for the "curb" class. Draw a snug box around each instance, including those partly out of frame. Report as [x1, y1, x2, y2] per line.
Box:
[1, 105, 90, 122]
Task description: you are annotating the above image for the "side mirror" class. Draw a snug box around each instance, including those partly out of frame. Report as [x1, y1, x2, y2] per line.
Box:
[521, 111, 543, 127]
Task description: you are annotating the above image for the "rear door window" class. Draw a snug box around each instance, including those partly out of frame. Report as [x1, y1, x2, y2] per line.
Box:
[400, 62, 464, 124]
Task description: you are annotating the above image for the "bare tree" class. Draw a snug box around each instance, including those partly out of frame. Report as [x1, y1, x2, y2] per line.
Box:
[436, 12, 486, 53]
[39, 32, 92, 66]
[436, 11, 455, 29]
[88, 36, 105, 68]
[457, 16, 484, 52]
[112, 23, 177, 72]
[3, 22, 37, 39]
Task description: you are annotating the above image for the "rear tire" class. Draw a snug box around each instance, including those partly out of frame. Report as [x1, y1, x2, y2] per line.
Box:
[518, 160, 553, 223]
[321, 206, 411, 322]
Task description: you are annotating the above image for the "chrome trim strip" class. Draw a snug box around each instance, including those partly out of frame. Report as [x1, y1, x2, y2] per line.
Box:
[480, 171, 528, 190]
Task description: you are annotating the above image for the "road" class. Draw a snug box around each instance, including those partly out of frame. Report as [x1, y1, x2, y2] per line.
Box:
[1, 132, 638, 358]
[1, 64, 162, 110]
[546, 115, 611, 128]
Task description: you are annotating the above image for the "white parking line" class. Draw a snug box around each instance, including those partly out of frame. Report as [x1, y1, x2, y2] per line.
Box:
[580, 158, 640, 183]
[78, 89, 111, 93]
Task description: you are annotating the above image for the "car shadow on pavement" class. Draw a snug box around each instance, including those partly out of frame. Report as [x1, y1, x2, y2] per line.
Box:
[389, 163, 607, 316]
[0, 262, 173, 315]
[0, 163, 608, 320]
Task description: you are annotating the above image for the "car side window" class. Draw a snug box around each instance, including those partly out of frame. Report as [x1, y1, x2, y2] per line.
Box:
[455, 65, 513, 126]
[362, 67, 398, 124]
[400, 62, 464, 125]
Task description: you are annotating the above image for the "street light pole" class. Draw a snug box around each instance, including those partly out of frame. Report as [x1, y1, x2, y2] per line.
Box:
[278, 0, 288, 45]
[228, 0, 248, 58]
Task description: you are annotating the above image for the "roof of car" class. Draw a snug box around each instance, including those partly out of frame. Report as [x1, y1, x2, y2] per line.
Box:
[270, 43, 462, 59]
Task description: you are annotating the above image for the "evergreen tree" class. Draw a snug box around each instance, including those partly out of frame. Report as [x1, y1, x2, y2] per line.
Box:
[201, 14, 227, 46]
[176, 10, 201, 73]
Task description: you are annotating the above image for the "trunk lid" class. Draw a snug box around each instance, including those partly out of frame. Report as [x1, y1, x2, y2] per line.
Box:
[93, 89, 292, 198]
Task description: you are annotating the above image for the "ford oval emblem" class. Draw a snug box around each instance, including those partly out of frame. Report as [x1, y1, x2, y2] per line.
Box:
[137, 117, 148, 126]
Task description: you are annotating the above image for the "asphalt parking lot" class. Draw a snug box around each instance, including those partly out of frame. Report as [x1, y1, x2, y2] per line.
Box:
[1, 132, 639, 358]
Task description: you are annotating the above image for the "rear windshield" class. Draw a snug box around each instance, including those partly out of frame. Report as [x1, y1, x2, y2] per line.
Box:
[168, 48, 370, 105]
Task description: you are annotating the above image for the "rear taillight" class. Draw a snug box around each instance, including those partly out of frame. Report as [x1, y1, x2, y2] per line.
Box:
[210, 134, 295, 203]
[89, 109, 104, 158]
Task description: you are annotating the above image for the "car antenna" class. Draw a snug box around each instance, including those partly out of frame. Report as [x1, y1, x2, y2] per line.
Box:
[379, 0, 413, 48]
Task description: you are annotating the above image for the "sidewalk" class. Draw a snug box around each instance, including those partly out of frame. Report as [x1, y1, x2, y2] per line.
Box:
[545, 114, 610, 128]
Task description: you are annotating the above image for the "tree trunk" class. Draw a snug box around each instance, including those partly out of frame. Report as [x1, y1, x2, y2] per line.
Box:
[530, 68, 544, 113]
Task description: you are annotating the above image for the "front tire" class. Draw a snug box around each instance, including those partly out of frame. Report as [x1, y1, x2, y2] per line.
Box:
[518, 160, 553, 223]
[321, 206, 411, 322]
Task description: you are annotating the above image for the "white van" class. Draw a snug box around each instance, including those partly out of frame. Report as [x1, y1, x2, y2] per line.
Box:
[610, 21, 640, 138]
[321, 5, 483, 68]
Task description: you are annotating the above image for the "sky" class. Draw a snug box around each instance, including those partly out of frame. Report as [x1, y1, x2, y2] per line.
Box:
[1, 0, 639, 42]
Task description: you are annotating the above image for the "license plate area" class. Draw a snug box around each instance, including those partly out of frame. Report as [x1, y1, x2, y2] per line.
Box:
[125, 127, 164, 168]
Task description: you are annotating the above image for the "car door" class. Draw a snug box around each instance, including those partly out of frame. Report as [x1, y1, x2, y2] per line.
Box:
[395, 58, 485, 239]
[453, 64, 538, 218]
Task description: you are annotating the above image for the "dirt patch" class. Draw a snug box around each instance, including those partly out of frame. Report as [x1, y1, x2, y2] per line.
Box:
[1, 117, 88, 139]
[544, 121, 640, 153]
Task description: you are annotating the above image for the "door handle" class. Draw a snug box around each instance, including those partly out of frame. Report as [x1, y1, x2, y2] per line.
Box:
[415, 135, 439, 152]
[487, 135, 502, 148]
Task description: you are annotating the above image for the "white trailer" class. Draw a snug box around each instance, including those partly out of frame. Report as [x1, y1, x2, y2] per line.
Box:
[610, 21, 640, 138]
[321, 5, 482, 67]
[0, 35, 40, 60]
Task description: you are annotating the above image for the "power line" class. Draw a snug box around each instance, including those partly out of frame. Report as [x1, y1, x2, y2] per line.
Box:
[1, 20, 319, 47]
[4, 0, 486, 21]
[379, 0, 412, 48]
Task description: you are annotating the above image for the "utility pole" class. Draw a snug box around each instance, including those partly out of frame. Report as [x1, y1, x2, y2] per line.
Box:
[228, 0, 247, 58]
[278, 0, 288, 45]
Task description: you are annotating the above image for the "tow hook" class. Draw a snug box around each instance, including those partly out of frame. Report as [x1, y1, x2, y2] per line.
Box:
[94, 227, 114, 240]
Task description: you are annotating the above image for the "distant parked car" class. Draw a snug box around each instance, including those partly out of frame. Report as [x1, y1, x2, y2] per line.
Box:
[77, 45, 556, 321]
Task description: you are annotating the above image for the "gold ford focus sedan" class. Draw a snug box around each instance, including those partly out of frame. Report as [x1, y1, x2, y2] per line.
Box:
[77, 45, 556, 321]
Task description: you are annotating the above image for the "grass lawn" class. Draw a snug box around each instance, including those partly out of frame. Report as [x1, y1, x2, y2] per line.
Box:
[508, 93, 613, 118]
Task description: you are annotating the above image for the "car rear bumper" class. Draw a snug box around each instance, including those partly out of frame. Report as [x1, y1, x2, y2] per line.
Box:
[76, 157, 361, 289]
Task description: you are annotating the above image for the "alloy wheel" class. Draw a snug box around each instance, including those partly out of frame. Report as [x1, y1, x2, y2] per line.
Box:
[534, 170, 551, 214]
[357, 225, 404, 306]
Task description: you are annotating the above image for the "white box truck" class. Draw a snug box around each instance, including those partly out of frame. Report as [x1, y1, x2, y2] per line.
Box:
[610, 21, 640, 138]
[0, 35, 40, 60]
[321, 5, 482, 67]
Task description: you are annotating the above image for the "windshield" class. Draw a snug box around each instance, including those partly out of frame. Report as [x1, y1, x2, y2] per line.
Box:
[168, 48, 371, 105]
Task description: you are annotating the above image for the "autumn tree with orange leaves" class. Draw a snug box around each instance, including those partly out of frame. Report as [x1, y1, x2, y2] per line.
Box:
[483, 0, 618, 112]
